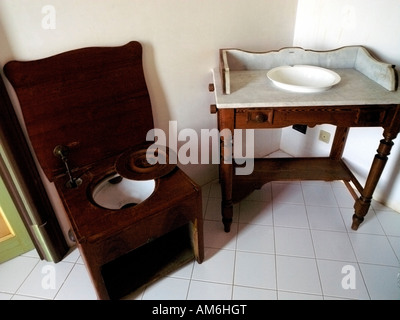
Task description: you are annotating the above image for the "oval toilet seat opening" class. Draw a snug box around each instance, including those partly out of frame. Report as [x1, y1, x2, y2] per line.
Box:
[91, 173, 155, 210]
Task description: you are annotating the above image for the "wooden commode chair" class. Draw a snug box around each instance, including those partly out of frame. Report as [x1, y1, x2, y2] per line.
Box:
[4, 41, 204, 299]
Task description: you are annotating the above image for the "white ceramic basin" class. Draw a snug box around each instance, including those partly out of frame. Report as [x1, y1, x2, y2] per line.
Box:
[92, 174, 155, 210]
[267, 65, 341, 93]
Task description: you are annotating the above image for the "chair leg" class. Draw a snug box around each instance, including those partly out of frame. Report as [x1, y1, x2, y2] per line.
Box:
[191, 218, 204, 264]
[87, 266, 110, 300]
[78, 246, 110, 300]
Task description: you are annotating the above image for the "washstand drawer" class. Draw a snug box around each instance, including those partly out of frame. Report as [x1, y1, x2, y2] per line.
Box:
[234, 106, 395, 128]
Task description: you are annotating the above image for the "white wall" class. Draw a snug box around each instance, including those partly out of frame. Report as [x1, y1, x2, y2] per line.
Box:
[0, 0, 298, 244]
[290, 0, 400, 211]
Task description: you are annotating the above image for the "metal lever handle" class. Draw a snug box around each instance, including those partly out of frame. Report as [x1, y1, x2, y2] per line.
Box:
[53, 145, 82, 189]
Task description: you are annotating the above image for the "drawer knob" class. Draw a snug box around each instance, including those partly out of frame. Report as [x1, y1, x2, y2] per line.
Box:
[255, 112, 267, 123]
[209, 83, 215, 92]
[210, 104, 218, 114]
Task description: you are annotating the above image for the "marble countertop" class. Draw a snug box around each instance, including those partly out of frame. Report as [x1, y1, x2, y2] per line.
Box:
[212, 68, 400, 108]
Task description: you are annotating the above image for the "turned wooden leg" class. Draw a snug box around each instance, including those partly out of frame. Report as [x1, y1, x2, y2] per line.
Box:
[221, 199, 233, 232]
[218, 109, 235, 232]
[220, 160, 233, 232]
[352, 137, 394, 230]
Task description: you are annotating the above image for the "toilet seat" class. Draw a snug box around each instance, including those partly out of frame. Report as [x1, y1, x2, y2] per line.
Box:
[56, 156, 195, 243]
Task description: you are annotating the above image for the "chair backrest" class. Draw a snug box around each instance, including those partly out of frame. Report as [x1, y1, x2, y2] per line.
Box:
[4, 41, 154, 181]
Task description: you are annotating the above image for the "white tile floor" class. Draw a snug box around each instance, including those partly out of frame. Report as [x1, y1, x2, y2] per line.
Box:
[1, 179, 400, 300]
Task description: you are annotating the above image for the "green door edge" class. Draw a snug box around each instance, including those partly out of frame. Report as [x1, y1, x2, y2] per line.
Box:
[0, 170, 34, 264]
